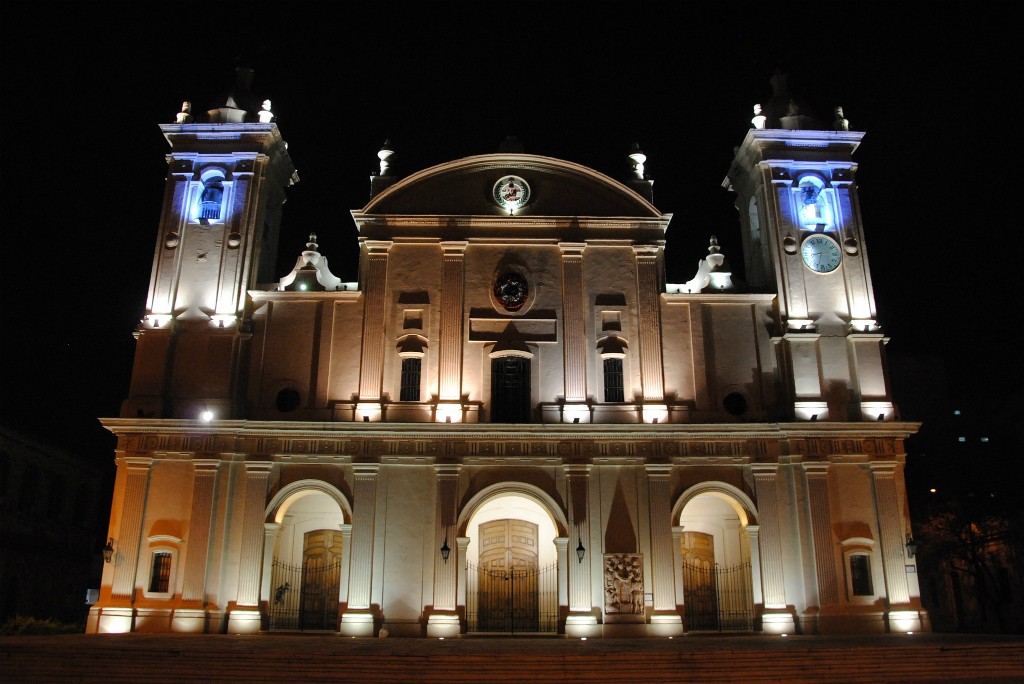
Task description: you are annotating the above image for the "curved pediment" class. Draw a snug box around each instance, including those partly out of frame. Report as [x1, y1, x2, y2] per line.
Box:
[362, 154, 661, 218]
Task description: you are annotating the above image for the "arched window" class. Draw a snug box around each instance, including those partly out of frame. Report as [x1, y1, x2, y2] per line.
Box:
[796, 176, 831, 230]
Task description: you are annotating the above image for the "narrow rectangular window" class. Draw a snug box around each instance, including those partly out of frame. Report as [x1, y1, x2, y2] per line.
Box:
[400, 358, 421, 402]
[850, 554, 873, 596]
[603, 358, 624, 402]
[149, 552, 172, 593]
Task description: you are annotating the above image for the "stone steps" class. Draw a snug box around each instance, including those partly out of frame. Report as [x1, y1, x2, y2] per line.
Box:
[2, 634, 1022, 683]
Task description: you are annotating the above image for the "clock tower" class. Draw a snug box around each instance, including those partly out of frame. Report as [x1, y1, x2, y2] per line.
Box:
[123, 88, 298, 420]
[724, 114, 893, 423]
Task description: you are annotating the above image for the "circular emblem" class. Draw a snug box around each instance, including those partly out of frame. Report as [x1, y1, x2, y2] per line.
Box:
[493, 272, 529, 311]
[492, 175, 531, 211]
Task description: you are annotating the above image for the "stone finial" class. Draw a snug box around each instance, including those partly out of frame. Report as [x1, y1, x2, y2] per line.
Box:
[175, 101, 193, 124]
[833, 106, 849, 131]
[751, 104, 766, 130]
[628, 143, 646, 180]
[378, 139, 395, 176]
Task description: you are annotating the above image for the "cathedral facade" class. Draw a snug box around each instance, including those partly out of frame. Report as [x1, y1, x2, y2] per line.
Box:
[88, 93, 926, 637]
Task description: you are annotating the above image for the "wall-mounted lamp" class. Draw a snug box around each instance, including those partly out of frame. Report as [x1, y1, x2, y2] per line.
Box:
[576, 538, 586, 564]
[440, 538, 451, 563]
[103, 538, 116, 564]
[906, 535, 918, 559]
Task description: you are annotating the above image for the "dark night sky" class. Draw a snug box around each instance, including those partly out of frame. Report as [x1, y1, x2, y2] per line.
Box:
[1, 4, 1021, 461]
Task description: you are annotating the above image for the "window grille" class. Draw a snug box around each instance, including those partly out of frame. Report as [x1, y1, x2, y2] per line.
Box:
[400, 358, 421, 401]
[603, 358, 624, 402]
[850, 554, 873, 596]
[149, 552, 172, 593]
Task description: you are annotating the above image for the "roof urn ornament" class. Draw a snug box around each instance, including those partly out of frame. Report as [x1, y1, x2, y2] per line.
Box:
[751, 104, 766, 130]
[833, 106, 850, 131]
[628, 143, 646, 180]
[175, 101, 193, 124]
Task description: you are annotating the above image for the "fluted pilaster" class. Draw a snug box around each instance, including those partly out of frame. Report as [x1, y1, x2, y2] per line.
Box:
[236, 462, 273, 607]
[646, 465, 677, 612]
[633, 246, 664, 401]
[347, 465, 379, 610]
[111, 457, 154, 602]
[804, 463, 839, 607]
[559, 243, 587, 403]
[181, 460, 222, 604]
[432, 465, 461, 611]
[565, 465, 592, 612]
[439, 242, 468, 401]
[752, 466, 787, 608]
[358, 241, 392, 401]
[871, 463, 911, 606]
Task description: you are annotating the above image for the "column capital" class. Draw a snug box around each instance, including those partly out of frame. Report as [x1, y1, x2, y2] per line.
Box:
[557, 242, 586, 256]
[632, 245, 660, 258]
[121, 456, 154, 470]
[353, 463, 381, 477]
[868, 461, 900, 476]
[192, 459, 223, 473]
[434, 464, 462, 477]
[563, 463, 592, 476]
[244, 461, 274, 476]
[645, 464, 673, 478]
[363, 240, 393, 255]
[803, 462, 831, 476]
[440, 240, 469, 256]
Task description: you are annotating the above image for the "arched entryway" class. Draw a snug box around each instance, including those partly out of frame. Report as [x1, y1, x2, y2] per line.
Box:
[676, 484, 758, 632]
[263, 482, 351, 631]
[460, 488, 565, 634]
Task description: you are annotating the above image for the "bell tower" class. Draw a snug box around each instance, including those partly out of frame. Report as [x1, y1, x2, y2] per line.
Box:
[724, 107, 894, 422]
[123, 86, 298, 420]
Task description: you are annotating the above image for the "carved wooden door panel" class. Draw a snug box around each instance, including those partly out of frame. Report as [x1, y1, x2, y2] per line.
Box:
[682, 531, 719, 630]
[477, 519, 539, 632]
[299, 529, 343, 630]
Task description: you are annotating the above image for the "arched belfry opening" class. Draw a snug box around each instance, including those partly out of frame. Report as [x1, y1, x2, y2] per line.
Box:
[675, 484, 757, 632]
[460, 488, 565, 634]
[263, 483, 351, 631]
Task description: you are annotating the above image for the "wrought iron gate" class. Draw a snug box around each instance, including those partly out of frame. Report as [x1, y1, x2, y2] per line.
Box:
[268, 558, 342, 631]
[467, 562, 558, 633]
[682, 560, 754, 632]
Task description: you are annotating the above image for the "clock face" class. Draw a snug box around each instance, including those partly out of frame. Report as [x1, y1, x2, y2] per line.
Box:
[492, 175, 531, 211]
[493, 272, 529, 311]
[800, 235, 842, 273]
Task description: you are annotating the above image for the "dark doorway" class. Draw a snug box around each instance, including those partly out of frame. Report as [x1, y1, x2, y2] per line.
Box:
[491, 357, 531, 422]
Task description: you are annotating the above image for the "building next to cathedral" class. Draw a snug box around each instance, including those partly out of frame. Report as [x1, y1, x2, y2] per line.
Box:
[88, 73, 927, 637]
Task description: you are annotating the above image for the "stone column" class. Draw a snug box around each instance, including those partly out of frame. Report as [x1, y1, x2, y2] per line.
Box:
[804, 463, 839, 608]
[228, 462, 272, 633]
[632, 246, 665, 406]
[456, 536, 470, 611]
[671, 526, 685, 611]
[110, 457, 154, 603]
[438, 242, 468, 404]
[871, 463, 910, 607]
[428, 465, 461, 637]
[752, 465, 794, 633]
[181, 460, 222, 604]
[357, 241, 392, 410]
[339, 524, 353, 606]
[555, 537, 569, 611]
[341, 465, 379, 636]
[564, 465, 597, 635]
[559, 243, 587, 407]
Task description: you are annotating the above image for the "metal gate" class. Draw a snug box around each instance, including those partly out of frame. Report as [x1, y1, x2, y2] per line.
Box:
[268, 558, 342, 631]
[682, 560, 754, 632]
[467, 562, 558, 633]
